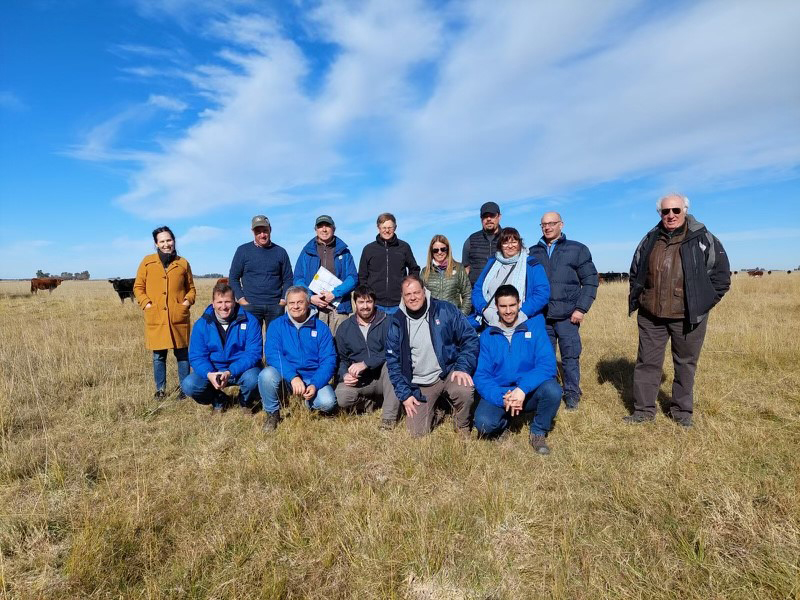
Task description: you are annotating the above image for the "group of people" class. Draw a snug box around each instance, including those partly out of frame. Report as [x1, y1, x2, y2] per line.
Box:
[132, 194, 730, 454]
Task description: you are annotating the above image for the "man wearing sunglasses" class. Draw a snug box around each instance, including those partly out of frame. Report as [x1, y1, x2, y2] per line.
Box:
[627, 194, 730, 428]
[530, 212, 598, 411]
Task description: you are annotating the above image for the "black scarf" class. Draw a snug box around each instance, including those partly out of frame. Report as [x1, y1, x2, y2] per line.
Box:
[407, 298, 428, 320]
[158, 249, 178, 269]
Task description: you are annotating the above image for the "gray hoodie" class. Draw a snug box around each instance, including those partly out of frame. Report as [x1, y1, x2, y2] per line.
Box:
[398, 289, 442, 386]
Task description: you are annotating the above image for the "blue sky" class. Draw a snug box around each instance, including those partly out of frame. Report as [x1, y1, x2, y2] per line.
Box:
[1, 0, 799, 279]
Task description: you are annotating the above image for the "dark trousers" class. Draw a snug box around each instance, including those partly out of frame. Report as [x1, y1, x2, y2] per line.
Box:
[633, 311, 708, 420]
[474, 378, 562, 437]
[545, 318, 582, 400]
[242, 303, 285, 334]
[335, 365, 399, 421]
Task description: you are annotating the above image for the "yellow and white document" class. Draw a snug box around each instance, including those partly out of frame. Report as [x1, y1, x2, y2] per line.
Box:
[309, 266, 342, 307]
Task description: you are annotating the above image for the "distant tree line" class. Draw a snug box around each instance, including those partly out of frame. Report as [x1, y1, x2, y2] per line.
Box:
[197, 273, 224, 278]
[35, 270, 90, 280]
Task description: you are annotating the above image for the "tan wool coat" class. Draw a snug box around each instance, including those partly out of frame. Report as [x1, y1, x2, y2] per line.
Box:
[134, 254, 196, 350]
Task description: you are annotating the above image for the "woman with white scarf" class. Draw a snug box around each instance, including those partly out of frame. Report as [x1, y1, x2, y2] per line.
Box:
[471, 227, 550, 328]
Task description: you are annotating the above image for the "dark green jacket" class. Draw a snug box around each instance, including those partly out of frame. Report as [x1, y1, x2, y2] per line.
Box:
[421, 261, 472, 315]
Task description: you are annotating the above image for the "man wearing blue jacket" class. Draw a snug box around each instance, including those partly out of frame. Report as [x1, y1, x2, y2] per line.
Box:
[258, 286, 337, 432]
[386, 275, 479, 437]
[334, 285, 400, 429]
[229, 215, 293, 333]
[293, 215, 358, 336]
[181, 283, 263, 413]
[529, 212, 598, 411]
[473, 284, 562, 455]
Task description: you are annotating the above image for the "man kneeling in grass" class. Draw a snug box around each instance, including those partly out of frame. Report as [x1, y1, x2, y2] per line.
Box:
[258, 286, 337, 432]
[473, 284, 562, 454]
[181, 282, 263, 414]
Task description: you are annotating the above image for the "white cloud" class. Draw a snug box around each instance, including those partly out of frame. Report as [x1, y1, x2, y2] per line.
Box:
[77, 0, 800, 231]
[179, 225, 226, 245]
[147, 94, 188, 111]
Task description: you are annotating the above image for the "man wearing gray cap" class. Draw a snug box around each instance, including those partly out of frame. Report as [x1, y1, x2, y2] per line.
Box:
[228, 215, 293, 333]
[293, 214, 358, 335]
[461, 201, 502, 287]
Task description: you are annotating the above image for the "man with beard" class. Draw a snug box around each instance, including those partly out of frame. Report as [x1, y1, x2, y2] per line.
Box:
[334, 285, 400, 429]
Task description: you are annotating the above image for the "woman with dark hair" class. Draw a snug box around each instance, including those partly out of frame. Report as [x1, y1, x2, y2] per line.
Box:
[471, 227, 550, 328]
[133, 226, 196, 398]
[420, 234, 472, 315]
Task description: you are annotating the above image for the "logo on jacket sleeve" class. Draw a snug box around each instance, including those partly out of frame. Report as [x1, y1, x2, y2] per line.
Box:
[241, 323, 247, 330]
[311, 330, 318, 337]
[525, 331, 531, 339]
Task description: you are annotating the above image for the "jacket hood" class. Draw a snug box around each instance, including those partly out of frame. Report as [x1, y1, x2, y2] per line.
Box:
[302, 235, 349, 256]
[398, 288, 432, 318]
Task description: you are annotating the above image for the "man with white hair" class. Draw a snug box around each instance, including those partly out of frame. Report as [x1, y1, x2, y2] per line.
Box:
[627, 194, 730, 427]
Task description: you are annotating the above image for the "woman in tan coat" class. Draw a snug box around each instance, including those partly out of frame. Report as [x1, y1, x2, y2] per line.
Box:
[134, 226, 196, 399]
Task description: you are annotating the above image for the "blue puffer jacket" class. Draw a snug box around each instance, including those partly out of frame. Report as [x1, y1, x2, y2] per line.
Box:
[386, 296, 479, 402]
[471, 255, 550, 321]
[188, 304, 263, 378]
[473, 318, 557, 408]
[294, 236, 358, 313]
[529, 235, 598, 320]
[265, 311, 336, 390]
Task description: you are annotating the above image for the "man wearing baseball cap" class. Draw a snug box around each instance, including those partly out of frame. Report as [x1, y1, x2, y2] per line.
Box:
[461, 202, 502, 287]
[293, 214, 358, 335]
[228, 215, 294, 333]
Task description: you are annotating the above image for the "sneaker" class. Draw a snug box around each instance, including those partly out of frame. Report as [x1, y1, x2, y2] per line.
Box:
[262, 411, 281, 432]
[154, 390, 166, 400]
[672, 415, 693, 428]
[564, 395, 580, 411]
[379, 419, 396, 431]
[529, 433, 551, 455]
[622, 412, 655, 424]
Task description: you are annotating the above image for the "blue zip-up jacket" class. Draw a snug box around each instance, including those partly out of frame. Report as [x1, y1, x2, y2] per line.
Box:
[386, 297, 479, 402]
[265, 311, 336, 390]
[473, 318, 557, 408]
[188, 304, 263, 378]
[334, 310, 390, 382]
[294, 236, 358, 314]
[471, 255, 550, 321]
[529, 234, 598, 320]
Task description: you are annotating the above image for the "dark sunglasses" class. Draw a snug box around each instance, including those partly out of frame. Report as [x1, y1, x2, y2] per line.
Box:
[431, 246, 448, 253]
[661, 207, 682, 216]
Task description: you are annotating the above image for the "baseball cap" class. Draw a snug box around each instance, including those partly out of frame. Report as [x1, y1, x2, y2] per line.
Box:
[315, 215, 335, 227]
[480, 201, 500, 216]
[251, 215, 270, 229]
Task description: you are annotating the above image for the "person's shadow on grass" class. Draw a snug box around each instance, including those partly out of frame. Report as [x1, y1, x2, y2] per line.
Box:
[596, 357, 670, 415]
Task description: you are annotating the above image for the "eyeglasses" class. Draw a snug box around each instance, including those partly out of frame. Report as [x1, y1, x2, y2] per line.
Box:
[660, 207, 682, 216]
[540, 221, 561, 229]
[431, 246, 448, 254]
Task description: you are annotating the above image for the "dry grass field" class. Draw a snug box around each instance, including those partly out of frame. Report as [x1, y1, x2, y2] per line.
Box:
[1, 276, 798, 599]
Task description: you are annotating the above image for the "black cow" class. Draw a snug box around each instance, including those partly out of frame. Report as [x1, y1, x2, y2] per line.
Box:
[598, 272, 629, 284]
[109, 278, 136, 303]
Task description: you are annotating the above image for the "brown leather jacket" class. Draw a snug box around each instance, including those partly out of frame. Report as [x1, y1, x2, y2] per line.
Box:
[639, 227, 686, 318]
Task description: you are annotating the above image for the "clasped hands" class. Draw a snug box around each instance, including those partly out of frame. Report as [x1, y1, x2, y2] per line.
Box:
[290, 376, 317, 401]
[503, 387, 526, 416]
[310, 290, 335, 309]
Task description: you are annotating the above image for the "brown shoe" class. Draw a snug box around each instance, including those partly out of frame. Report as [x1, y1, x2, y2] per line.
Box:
[262, 411, 281, 432]
[528, 433, 550, 455]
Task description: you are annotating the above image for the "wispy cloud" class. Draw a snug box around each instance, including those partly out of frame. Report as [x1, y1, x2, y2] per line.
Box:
[75, 0, 800, 231]
[179, 225, 226, 245]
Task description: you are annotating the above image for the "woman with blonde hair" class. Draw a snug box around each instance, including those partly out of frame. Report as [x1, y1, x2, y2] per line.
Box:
[420, 234, 472, 315]
[133, 225, 196, 399]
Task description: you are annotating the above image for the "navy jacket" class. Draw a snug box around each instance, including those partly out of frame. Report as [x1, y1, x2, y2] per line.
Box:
[530, 235, 598, 320]
[629, 215, 730, 325]
[471, 255, 550, 321]
[334, 310, 390, 383]
[386, 298, 479, 402]
[473, 318, 557, 408]
[294, 236, 358, 314]
[229, 241, 293, 306]
[265, 311, 336, 390]
[188, 305, 263, 378]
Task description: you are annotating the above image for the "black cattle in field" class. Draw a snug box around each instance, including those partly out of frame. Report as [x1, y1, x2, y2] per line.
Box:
[109, 278, 136, 303]
[598, 272, 629, 284]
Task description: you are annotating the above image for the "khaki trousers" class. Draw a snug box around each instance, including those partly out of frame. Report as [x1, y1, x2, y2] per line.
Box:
[405, 378, 474, 437]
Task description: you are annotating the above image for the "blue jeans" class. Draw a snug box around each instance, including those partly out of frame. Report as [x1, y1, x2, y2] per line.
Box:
[258, 365, 337, 414]
[546, 318, 582, 401]
[242, 303, 284, 333]
[153, 348, 189, 392]
[181, 367, 261, 408]
[376, 304, 399, 315]
[474, 378, 562, 437]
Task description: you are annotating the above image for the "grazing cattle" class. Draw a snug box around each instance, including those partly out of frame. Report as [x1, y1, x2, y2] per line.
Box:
[30, 277, 63, 294]
[109, 278, 136, 303]
[216, 277, 229, 285]
[747, 270, 764, 278]
[598, 272, 629, 284]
